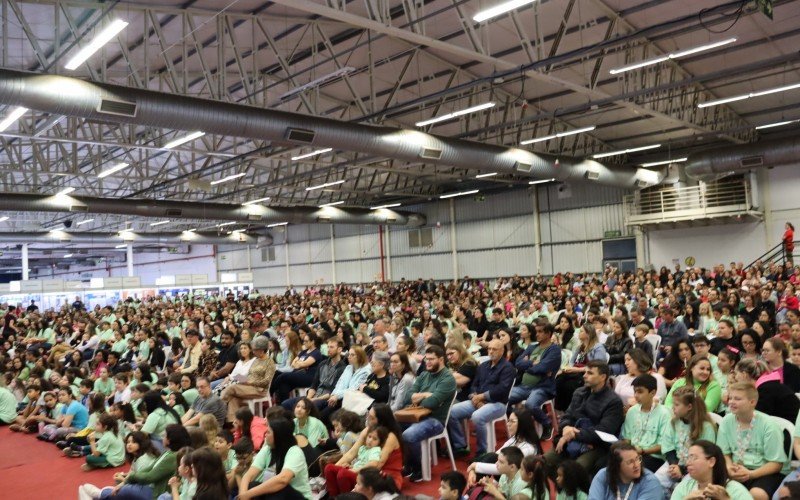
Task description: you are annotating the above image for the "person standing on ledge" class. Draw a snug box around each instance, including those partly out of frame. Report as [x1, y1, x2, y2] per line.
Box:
[783, 222, 794, 263]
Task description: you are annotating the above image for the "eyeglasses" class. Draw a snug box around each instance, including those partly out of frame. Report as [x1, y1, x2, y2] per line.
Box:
[623, 456, 643, 466]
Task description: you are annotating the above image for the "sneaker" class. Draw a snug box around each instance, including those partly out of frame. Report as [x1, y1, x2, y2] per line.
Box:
[409, 471, 425, 483]
[55, 440, 68, 449]
[541, 422, 553, 441]
[402, 466, 413, 478]
[453, 447, 470, 457]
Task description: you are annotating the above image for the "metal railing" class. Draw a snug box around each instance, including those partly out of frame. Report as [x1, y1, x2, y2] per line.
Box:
[745, 240, 798, 272]
[623, 180, 752, 222]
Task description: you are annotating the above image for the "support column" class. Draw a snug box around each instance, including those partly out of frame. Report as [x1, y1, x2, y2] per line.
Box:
[21, 243, 29, 281]
[330, 225, 337, 286]
[532, 188, 542, 274]
[246, 244, 252, 272]
[126, 243, 134, 277]
[284, 234, 290, 288]
[449, 199, 458, 281]
[385, 224, 392, 282]
[634, 227, 646, 269]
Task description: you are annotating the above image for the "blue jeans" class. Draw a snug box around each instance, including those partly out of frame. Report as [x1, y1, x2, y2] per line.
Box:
[402, 418, 444, 473]
[448, 401, 505, 453]
[773, 468, 800, 500]
[99, 484, 153, 500]
[508, 385, 554, 425]
[210, 378, 225, 390]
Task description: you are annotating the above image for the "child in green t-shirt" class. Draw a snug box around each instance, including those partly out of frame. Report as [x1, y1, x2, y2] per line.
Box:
[480, 446, 528, 499]
[351, 426, 386, 471]
[167, 448, 197, 500]
[519, 455, 551, 500]
[83, 413, 126, 470]
[554, 460, 589, 500]
[621, 374, 670, 473]
[213, 431, 238, 481]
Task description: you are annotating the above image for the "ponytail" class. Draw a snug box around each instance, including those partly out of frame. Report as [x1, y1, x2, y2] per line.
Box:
[357, 467, 399, 495]
[672, 386, 712, 441]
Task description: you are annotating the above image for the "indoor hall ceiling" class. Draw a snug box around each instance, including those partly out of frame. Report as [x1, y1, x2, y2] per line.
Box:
[0, 0, 798, 234]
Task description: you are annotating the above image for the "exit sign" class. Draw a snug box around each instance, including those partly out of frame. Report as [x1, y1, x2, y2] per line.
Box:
[604, 230, 622, 238]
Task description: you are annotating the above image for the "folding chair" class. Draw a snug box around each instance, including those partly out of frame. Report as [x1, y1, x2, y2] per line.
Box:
[421, 392, 458, 481]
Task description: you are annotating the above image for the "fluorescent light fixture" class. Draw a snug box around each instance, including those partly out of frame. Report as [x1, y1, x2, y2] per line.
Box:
[699, 82, 800, 108]
[593, 144, 661, 159]
[0, 216, 9, 222]
[76, 219, 94, 226]
[640, 157, 688, 167]
[371, 203, 402, 210]
[97, 162, 130, 178]
[756, 119, 800, 130]
[319, 201, 345, 208]
[150, 220, 170, 227]
[217, 222, 237, 227]
[291, 148, 333, 161]
[115, 244, 128, 249]
[439, 189, 479, 199]
[56, 187, 76, 196]
[0, 106, 28, 132]
[416, 102, 495, 127]
[267, 222, 289, 227]
[210, 172, 246, 185]
[521, 126, 596, 145]
[65, 19, 128, 70]
[528, 178, 556, 185]
[243, 197, 271, 205]
[475, 172, 498, 178]
[280, 67, 355, 100]
[306, 179, 345, 191]
[162, 131, 205, 149]
[186, 228, 197, 232]
[610, 38, 736, 75]
[473, 0, 538, 22]
[63, 253, 73, 258]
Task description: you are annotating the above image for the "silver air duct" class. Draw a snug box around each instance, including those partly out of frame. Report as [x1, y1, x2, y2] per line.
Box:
[0, 69, 663, 189]
[0, 193, 425, 227]
[685, 135, 800, 181]
[0, 231, 262, 245]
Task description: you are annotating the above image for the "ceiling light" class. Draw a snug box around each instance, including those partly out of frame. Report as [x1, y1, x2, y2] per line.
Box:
[56, 187, 76, 196]
[97, 162, 130, 179]
[475, 172, 498, 178]
[76, 219, 94, 226]
[162, 131, 205, 149]
[0, 106, 28, 132]
[291, 148, 333, 161]
[371, 203, 402, 210]
[416, 102, 495, 127]
[280, 67, 355, 100]
[63, 253, 73, 258]
[439, 189, 480, 199]
[640, 158, 688, 167]
[319, 201, 345, 208]
[698, 82, 800, 108]
[115, 244, 127, 249]
[267, 222, 289, 227]
[186, 228, 197, 233]
[210, 173, 246, 185]
[528, 178, 556, 185]
[473, 0, 538, 22]
[756, 119, 800, 130]
[521, 126, 597, 145]
[610, 38, 736, 75]
[243, 197, 271, 206]
[65, 19, 128, 70]
[150, 220, 170, 227]
[217, 222, 237, 227]
[593, 144, 661, 159]
[0, 216, 9, 222]
[306, 179, 345, 191]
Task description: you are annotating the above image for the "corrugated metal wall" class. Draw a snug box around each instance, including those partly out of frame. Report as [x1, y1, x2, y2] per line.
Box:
[216, 185, 630, 288]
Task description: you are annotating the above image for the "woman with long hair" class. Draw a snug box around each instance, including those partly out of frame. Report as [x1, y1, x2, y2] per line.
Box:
[554, 323, 607, 410]
[77, 431, 161, 500]
[139, 390, 181, 451]
[761, 336, 800, 392]
[614, 348, 667, 409]
[233, 406, 267, 451]
[605, 318, 632, 375]
[658, 339, 695, 388]
[670, 440, 751, 499]
[446, 342, 478, 402]
[663, 354, 721, 414]
[353, 467, 400, 500]
[734, 357, 800, 422]
[325, 403, 404, 497]
[188, 447, 229, 500]
[388, 352, 415, 412]
[238, 415, 313, 499]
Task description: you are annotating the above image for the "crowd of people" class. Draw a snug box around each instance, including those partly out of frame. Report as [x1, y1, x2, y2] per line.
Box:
[2, 261, 800, 499]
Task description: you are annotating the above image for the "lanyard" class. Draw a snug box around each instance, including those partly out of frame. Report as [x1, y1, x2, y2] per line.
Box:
[734, 415, 755, 465]
[635, 406, 655, 444]
[616, 483, 634, 500]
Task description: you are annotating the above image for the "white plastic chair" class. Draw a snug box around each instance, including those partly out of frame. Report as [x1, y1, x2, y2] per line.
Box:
[421, 392, 458, 481]
[772, 416, 796, 465]
[161, 346, 172, 373]
[645, 334, 661, 368]
[247, 378, 274, 418]
[463, 380, 517, 454]
[708, 412, 723, 427]
[560, 349, 572, 369]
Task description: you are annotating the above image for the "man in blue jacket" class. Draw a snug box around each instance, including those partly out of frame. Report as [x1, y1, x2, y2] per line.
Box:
[508, 320, 561, 439]
[447, 339, 515, 456]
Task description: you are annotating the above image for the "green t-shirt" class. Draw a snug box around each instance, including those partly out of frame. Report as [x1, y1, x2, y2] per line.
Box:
[670, 477, 751, 500]
[661, 419, 716, 465]
[112, 338, 128, 354]
[499, 470, 529, 499]
[352, 445, 381, 470]
[716, 411, 790, 474]
[556, 491, 587, 500]
[0, 387, 17, 424]
[138, 341, 150, 361]
[294, 416, 328, 447]
[521, 344, 548, 387]
[99, 329, 115, 343]
[142, 408, 179, 439]
[223, 449, 238, 473]
[96, 431, 126, 466]
[182, 388, 199, 406]
[94, 378, 115, 396]
[621, 403, 671, 459]
[663, 377, 722, 416]
[251, 445, 312, 499]
[39, 328, 56, 344]
[179, 478, 197, 500]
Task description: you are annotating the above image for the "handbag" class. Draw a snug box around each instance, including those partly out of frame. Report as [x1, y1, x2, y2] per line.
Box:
[394, 406, 432, 423]
[342, 389, 374, 416]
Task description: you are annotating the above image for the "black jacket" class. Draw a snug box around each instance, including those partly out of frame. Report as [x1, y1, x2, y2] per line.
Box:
[560, 385, 624, 447]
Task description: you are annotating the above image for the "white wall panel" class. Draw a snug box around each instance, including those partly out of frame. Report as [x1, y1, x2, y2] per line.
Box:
[392, 254, 451, 281]
[495, 247, 537, 276]
[539, 183, 629, 211]
[647, 222, 766, 269]
[455, 190, 534, 221]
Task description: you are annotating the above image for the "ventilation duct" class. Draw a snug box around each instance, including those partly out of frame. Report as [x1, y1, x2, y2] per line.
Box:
[0, 231, 265, 245]
[0, 69, 663, 190]
[685, 136, 800, 181]
[0, 193, 426, 227]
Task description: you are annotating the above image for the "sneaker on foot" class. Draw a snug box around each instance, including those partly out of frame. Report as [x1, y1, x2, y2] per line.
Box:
[410, 471, 425, 483]
[80, 464, 93, 472]
[453, 447, 470, 457]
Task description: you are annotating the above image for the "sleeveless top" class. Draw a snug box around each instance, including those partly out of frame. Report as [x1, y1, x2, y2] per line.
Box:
[383, 446, 403, 490]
